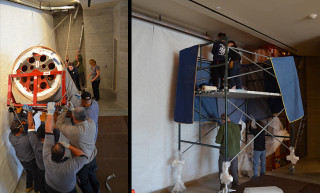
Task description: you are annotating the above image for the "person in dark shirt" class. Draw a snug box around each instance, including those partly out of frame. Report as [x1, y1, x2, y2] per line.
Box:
[8, 119, 39, 192]
[74, 50, 85, 91]
[211, 33, 227, 89]
[67, 62, 81, 91]
[248, 119, 266, 178]
[228, 40, 242, 90]
[24, 105, 47, 193]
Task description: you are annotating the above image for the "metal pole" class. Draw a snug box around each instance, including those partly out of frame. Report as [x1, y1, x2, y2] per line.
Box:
[199, 45, 202, 143]
[132, 12, 212, 41]
[229, 47, 276, 78]
[183, 123, 219, 153]
[230, 47, 270, 59]
[228, 100, 290, 152]
[199, 96, 202, 143]
[194, 109, 220, 122]
[197, 62, 226, 70]
[227, 67, 273, 80]
[178, 123, 181, 151]
[224, 36, 229, 161]
[291, 122, 295, 147]
[199, 47, 202, 68]
[230, 108, 286, 163]
[180, 140, 221, 149]
[245, 99, 248, 143]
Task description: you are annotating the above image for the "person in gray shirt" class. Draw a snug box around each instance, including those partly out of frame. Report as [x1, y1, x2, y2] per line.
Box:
[87, 59, 100, 101]
[56, 106, 99, 193]
[9, 118, 39, 192]
[81, 91, 99, 141]
[44, 102, 88, 193]
[24, 105, 47, 193]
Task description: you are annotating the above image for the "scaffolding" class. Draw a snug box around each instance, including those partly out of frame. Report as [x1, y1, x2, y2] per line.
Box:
[176, 38, 301, 191]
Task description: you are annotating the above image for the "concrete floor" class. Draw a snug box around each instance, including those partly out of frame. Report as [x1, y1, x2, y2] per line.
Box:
[14, 87, 128, 193]
[153, 174, 251, 193]
[154, 157, 320, 193]
[268, 157, 320, 185]
[86, 87, 128, 116]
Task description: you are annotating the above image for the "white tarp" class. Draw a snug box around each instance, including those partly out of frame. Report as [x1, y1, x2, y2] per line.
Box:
[0, 1, 56, 192]
[132, 18, 220, 193]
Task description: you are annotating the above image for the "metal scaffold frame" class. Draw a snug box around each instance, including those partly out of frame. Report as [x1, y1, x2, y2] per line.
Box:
[177, 37, 297, 173]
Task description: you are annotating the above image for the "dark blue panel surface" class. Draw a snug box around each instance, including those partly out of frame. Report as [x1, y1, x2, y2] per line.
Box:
[247, 98, 270, 120]
[193, 58, 219, 123]
[194, 96, 219, 122]
[263, 61, 284, 114]
[174, 45, 199, 123]
[217, 98, 246, 124]
[271, 56, 304, 122]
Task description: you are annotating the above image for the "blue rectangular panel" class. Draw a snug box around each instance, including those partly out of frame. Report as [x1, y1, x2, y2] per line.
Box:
[271, 56, 304, 122]
[174, 45, 199, 124]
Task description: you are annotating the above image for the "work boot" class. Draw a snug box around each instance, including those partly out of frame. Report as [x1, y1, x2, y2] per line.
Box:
[26, 185, 34, 192]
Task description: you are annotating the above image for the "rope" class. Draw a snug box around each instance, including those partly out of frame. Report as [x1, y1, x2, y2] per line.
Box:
[37, 13, 71, 46]
[7, 99, 23, 126]
[65, 13, 73, 61]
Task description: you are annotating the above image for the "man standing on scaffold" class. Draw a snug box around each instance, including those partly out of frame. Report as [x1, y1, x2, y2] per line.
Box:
[211, 33, 227, 90]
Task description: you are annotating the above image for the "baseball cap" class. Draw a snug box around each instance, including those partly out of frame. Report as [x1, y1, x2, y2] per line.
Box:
[81, 91, 91, 100]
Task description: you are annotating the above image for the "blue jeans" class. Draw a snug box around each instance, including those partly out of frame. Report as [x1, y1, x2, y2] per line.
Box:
[253, 150, 266, 178]
[77, 157, 100, 193]
[20, 159, 39, 191]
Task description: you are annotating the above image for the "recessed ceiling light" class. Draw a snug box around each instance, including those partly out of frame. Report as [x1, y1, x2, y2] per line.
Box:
[308, 13, 317, 19]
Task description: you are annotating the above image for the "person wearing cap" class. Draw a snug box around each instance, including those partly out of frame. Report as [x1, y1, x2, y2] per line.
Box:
[9, 118, 39, 192]
[81, 91, 99, 141]
[55, 105, 99, 193]
[43, 102, 88, 193]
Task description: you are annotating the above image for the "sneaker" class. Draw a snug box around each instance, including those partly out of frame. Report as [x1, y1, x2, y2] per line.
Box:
[26, 185, 34, 192]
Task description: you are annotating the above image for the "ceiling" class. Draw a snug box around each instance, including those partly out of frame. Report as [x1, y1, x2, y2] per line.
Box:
[9, 0, 119, 9]
[20, 0, 78, 7]
[132, 0, 320, 56]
